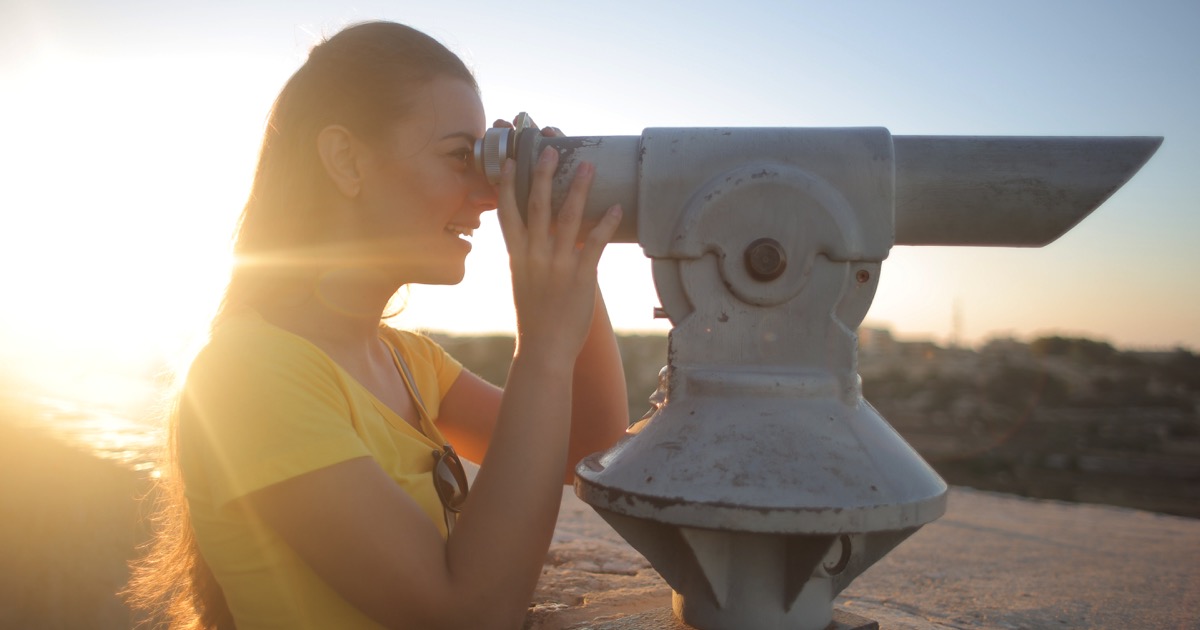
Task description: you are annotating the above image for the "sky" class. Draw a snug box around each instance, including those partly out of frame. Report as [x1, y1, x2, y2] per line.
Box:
[0, 0, 1197, 405]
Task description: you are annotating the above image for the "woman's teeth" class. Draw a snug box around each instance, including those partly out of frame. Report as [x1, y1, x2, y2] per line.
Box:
[445, 224, 473, 238]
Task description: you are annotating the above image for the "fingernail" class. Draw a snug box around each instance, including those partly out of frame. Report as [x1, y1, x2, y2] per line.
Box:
[609, 204, 623, 218]
[540, 146, 556, 164]
[502, 158, 514, 175]
[578, 162, 594, 177]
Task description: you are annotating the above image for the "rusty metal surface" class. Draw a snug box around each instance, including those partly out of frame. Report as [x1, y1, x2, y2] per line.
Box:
[545, 125, 1160, 630]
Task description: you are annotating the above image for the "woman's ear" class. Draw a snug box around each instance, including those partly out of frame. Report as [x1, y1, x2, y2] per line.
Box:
[317, 125, 367, 198]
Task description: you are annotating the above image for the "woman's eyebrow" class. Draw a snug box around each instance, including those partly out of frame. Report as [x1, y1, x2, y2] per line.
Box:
[440, 131, 478, 142]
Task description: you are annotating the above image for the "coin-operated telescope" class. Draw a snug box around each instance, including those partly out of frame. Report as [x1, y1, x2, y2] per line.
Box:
[477, 120, 1160, 630]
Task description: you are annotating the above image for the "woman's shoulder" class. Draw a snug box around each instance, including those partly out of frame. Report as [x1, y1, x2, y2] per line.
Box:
[193, 310, 332, 375]
[378, 325, 448, 357]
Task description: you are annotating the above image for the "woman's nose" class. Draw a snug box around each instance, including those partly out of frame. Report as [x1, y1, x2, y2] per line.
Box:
[470, 168, 499, 211]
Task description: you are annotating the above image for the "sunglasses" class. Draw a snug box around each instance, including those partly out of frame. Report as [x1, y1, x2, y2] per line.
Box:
[431, 444, 469, 534]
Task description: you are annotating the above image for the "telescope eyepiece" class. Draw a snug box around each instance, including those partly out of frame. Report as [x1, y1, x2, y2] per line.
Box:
[474, 112, 537, 185]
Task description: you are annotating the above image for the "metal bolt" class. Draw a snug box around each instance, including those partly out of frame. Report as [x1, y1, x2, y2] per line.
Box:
[856, 269, 871, 283]
[744, 238, 787, 281]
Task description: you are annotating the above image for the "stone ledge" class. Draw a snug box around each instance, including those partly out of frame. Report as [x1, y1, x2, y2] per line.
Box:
[528, 486, 1200, 629]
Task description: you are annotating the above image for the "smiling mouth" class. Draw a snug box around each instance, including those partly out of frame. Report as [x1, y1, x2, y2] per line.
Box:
[445, 224, 475, 239]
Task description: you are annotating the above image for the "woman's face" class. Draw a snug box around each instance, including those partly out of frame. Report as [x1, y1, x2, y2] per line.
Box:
[351, 75, 495, 286]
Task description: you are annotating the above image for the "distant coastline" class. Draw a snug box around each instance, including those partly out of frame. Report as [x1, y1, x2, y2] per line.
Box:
[6, 330, 1197, 520]
[0, 390, 161, 474]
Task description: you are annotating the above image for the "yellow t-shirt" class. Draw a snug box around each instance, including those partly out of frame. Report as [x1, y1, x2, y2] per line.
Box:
[178, 312, 463, 629]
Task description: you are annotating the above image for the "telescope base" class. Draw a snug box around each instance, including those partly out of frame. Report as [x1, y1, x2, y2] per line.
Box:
[585, 507, 918, 630]
[567, 605, 879, 630]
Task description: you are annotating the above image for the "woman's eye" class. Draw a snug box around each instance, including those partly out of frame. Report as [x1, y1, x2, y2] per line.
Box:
[450, 149, 471, 164]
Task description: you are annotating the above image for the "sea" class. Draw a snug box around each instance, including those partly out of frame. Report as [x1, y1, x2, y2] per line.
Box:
[1, 385, 164, 475]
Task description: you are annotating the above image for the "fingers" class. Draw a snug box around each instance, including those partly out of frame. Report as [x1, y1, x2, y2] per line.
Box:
[553, 162, 593, 257]
[505, 137, 612, 277]
[578, 205, 623, 273]
[495, 158, 526, 254]
[526, 146, 558, 247]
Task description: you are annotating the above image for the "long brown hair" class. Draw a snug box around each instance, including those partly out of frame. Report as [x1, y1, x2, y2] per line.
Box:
[124, 22, 476, 628]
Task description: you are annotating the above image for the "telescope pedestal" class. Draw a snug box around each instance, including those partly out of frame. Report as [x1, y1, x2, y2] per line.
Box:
[577, 365, 944, 630]
[575, 128, 945, 629]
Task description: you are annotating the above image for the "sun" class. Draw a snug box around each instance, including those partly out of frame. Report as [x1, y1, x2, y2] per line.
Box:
[0, 53, 272, 408]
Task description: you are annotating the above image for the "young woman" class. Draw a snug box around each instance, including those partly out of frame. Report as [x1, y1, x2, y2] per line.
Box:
[126, 21, 629, 629]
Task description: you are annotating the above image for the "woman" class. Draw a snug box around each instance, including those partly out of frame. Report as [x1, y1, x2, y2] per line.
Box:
[126, 21, 629, 629]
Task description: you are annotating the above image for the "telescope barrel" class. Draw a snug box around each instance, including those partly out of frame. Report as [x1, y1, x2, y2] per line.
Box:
[501, 131, 1162, 249]
[893, 135, 1163, 246]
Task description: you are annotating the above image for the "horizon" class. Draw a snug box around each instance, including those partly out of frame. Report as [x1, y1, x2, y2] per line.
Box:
[392, 323, 1198, 353]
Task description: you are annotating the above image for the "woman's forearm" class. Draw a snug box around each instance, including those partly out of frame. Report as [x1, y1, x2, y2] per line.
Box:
[443, 349, 576, 628]
[439, 290, 625, 626]
[564, 288, 629, 482]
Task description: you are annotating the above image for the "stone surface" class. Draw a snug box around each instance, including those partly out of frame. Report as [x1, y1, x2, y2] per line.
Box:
[526, 486, 1200, 629]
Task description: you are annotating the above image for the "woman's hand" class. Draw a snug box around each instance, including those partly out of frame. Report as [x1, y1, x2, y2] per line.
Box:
[496, 138, 622, 365]
[489, 116, 561, 138]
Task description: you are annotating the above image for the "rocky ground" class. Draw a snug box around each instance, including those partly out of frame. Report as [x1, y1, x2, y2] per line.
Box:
[527, 485, 1200, 629]
[0, 403, 151, 628]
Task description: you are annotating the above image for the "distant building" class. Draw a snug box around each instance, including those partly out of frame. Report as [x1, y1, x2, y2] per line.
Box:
[980, 337, 1030, 362]
[858, 327, 896, 356]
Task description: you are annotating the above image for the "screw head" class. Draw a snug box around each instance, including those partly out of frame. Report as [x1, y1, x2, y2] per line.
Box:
[856, 269, 871, 283]
[744, 238, 787, 281]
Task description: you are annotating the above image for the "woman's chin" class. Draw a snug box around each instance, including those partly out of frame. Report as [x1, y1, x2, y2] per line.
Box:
[415, 265, 467, 287]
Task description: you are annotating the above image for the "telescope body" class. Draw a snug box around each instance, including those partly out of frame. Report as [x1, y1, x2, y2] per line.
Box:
[498, 126, 1160, 630]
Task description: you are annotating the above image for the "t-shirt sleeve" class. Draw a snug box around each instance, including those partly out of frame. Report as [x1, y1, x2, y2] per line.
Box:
[180, 325, 371, 509]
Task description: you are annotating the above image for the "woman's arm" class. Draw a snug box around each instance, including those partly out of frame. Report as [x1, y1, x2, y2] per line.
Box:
[243, 346, 579, 630]
[438, 289, 627, 483]
[563, 288, 628, 482]
[243, 148, 623, 630]
[440, 121, 627, 479]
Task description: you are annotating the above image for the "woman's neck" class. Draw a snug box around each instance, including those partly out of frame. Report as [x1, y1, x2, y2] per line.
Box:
[258, 266, 401, 350]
